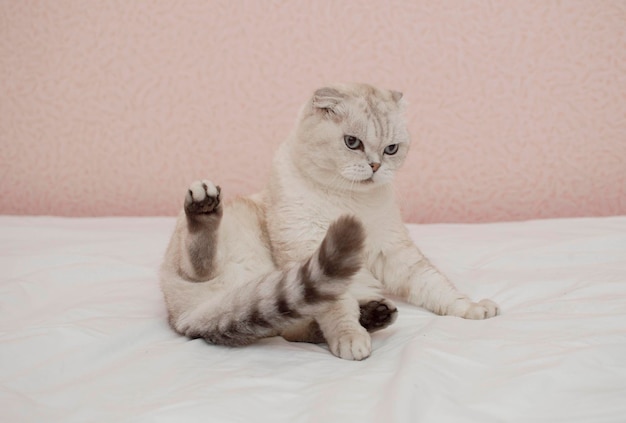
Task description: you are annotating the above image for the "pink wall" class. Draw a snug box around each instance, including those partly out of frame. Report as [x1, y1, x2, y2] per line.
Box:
[1, 1, 625, 223]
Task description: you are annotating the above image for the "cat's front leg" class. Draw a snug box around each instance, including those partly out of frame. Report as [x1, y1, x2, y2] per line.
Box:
[379, 243, 500, 319]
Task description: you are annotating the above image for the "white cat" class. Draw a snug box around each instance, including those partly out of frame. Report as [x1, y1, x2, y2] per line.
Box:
[160, 83, 499, 360]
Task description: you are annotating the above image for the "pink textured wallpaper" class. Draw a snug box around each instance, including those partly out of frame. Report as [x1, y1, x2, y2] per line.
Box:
[1, 1, 625, 223]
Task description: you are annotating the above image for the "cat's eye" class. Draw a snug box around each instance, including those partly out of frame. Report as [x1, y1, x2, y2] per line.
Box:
[344, 135, 363, 151]
[384, 144, 399, 155]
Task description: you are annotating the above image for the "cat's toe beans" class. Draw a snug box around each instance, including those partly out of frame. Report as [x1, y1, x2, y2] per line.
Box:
[187, 180, 219, 201]
[359, 299, 398, 332]
[200, 180, 220, 198]
[185, 180, 221, 215]
[188, 181, 207, 202]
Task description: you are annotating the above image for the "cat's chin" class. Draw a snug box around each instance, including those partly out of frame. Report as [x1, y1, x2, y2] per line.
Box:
[342, 176, 390, 191]
[352, 176, 374, 184]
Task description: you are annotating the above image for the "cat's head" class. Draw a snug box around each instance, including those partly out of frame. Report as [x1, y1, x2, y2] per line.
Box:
[292, 83, 410, 192]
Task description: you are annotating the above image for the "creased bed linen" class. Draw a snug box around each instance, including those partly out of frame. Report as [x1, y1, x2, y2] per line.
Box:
[1, 216, 625, 423]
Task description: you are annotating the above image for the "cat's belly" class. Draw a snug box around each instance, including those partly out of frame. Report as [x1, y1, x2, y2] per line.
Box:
[216, 197, 276, 276]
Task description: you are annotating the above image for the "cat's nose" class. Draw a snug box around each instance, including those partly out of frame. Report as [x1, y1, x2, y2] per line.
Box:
[370, 162, 381, 173]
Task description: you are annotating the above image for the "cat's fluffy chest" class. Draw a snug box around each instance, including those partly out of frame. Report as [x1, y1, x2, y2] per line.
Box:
[265, 159, 399, 266]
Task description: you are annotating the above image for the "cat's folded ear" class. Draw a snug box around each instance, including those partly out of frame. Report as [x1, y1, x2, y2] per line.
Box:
[312, 87, 345, 115]
[390, 90, 403, 103]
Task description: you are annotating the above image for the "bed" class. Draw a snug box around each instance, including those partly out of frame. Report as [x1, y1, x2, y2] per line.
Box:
[2, 215, 625, 422]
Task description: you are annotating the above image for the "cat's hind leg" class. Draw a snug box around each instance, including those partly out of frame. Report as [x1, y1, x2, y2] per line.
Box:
[172, 216, 369, 357]
[179, 180, 222, 281]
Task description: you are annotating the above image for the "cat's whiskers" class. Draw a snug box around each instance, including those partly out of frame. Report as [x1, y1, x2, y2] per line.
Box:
[348, 178, 357, 199]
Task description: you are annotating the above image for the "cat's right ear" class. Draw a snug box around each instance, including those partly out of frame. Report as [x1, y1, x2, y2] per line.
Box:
[312, 87, 345, 115]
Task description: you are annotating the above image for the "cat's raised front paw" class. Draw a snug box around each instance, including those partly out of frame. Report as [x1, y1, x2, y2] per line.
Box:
[463, 299, 500, 319]
[328, 327, 371, 361]
[359, 298, 398, 332]
[185, 180, 221, 215]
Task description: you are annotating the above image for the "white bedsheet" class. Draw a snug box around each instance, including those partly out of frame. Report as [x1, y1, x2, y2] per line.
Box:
[1, 216, 625, 423]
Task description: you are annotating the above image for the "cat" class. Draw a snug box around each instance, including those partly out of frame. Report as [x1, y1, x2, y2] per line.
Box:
[160, 83, 499, 360]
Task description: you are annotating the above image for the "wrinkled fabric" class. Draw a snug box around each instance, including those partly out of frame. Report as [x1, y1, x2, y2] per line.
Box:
[1, 216, 625, 423]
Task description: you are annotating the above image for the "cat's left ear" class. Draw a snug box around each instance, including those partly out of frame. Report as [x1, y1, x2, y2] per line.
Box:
[312, 87, 345, 114]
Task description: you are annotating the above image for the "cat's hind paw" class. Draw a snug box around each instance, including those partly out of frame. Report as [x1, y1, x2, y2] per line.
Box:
[463, 299, 500, 319]
[185, 180, 221, 216]
[359, 298, 398, 332]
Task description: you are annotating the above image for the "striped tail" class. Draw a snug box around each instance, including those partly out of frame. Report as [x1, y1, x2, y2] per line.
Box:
[174, 215, 365, 346]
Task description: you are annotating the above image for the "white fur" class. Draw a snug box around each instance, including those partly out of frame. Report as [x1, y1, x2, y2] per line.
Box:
[161, 83, 499, 361]
[260, 84, 499, 355]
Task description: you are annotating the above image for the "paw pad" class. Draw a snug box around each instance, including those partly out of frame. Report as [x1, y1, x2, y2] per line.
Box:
[359, 299, 398, 332]
[185, 180, 221, 215]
